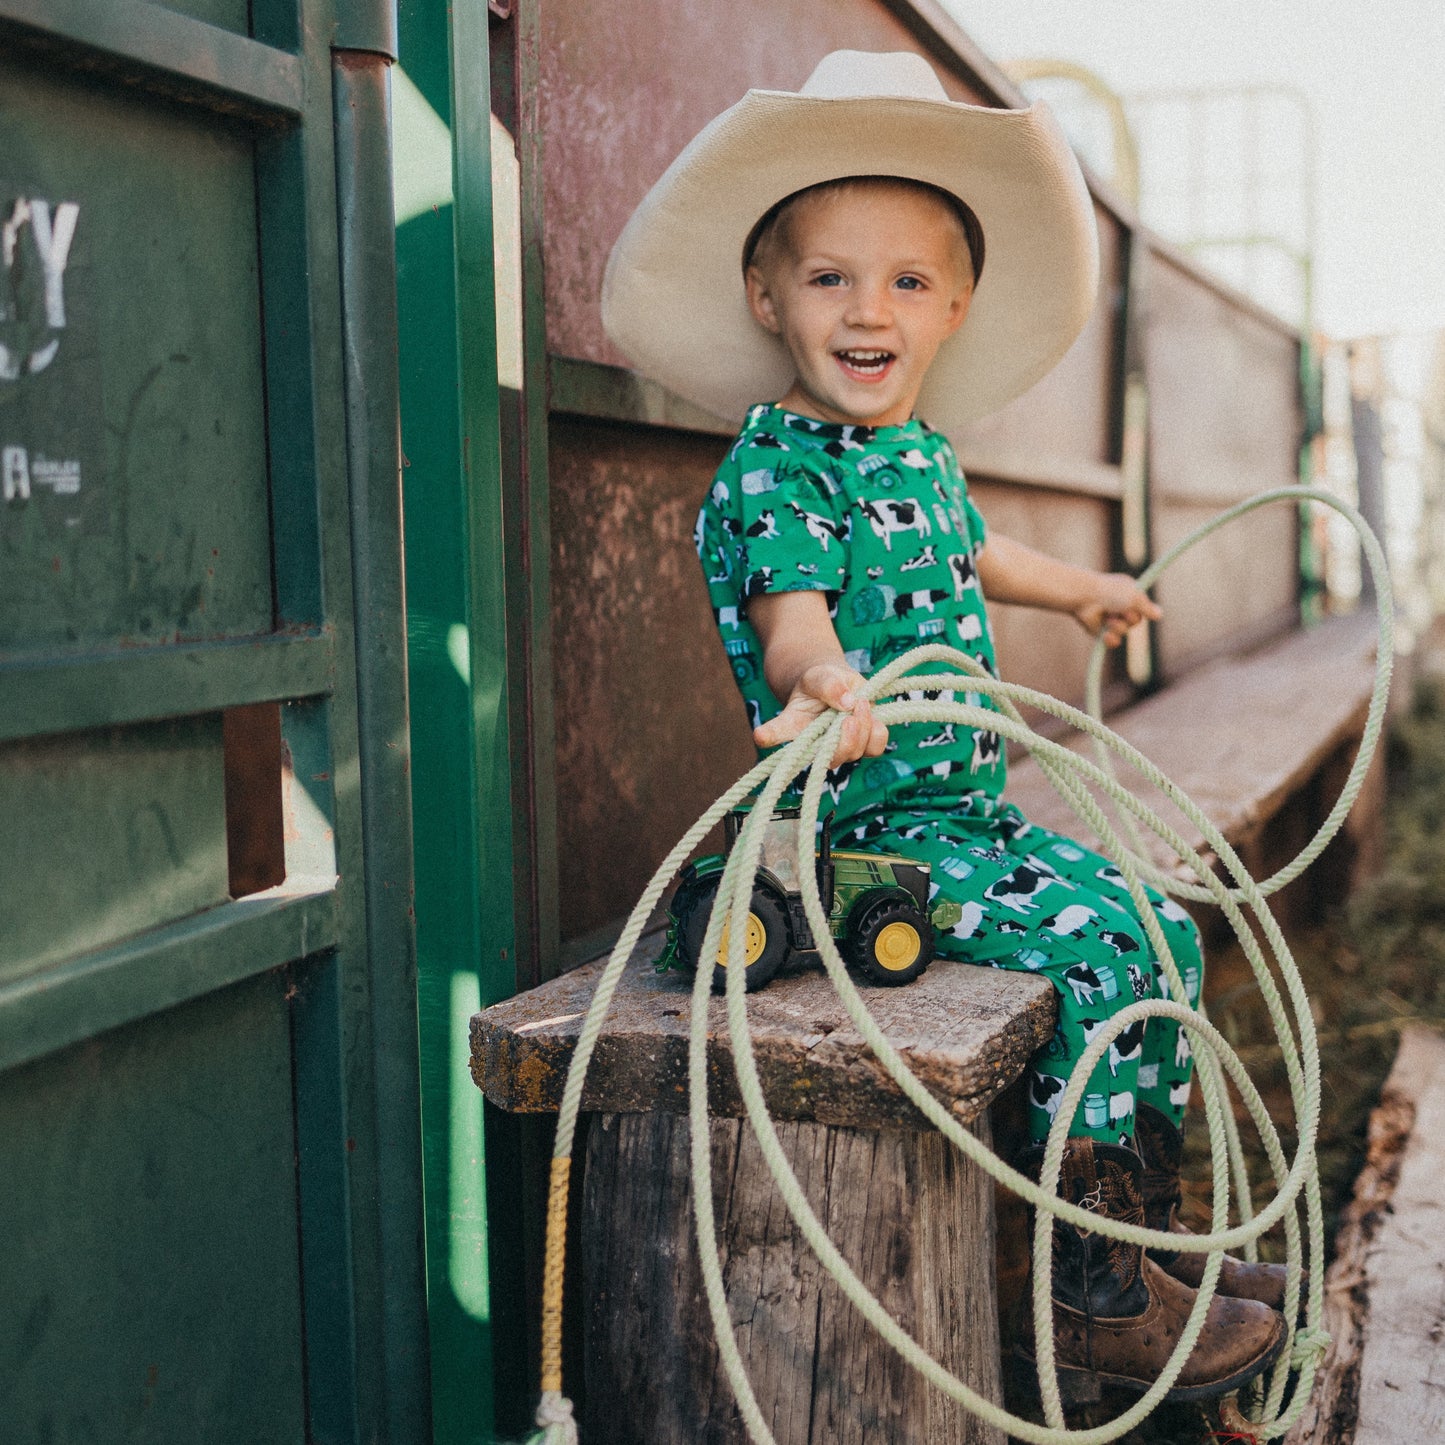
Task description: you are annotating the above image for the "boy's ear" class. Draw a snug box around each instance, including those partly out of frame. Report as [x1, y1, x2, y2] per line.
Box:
[943, 278, 975, 337]
[745, 265, 782, 334]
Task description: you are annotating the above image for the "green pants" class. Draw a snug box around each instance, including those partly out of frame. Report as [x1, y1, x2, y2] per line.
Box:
[852, 804, 1203, 1146]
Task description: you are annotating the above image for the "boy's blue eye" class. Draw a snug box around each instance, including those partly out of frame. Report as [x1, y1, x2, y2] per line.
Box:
[813, 272, 844, 287]
[895, 276, 924, 291]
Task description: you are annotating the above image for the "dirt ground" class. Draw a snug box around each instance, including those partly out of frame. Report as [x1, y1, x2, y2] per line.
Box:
[1006, 669, 1445, 1444]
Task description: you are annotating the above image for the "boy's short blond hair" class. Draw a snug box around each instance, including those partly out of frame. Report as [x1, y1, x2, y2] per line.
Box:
[743, 176, 986, 289]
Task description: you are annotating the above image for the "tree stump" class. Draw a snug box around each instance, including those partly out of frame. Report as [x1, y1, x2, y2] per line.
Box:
[581, 1109, 1005, 1445]
[471, 944, 1054, 1445]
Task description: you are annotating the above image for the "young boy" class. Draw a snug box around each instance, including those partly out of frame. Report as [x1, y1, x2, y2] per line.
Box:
[604, 49, 1286, 1404]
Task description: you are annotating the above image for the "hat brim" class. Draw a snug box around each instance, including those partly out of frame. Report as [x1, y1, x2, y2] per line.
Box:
[602, 89, 1100, 435]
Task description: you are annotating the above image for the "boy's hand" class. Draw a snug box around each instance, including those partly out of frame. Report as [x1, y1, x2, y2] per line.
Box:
[753, 661, 889, 769]
[976, 535, 1161, 647]
[1072, 572, 1162, 648]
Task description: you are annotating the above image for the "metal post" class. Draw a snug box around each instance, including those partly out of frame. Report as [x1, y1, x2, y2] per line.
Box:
[395, 0, 521, 1436]
[332, 23, 433, 1443]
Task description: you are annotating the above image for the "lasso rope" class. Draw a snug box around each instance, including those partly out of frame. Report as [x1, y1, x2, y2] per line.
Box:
[524, 486, 1391, 1445]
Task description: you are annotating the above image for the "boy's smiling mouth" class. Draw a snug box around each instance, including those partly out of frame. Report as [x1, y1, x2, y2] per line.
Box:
[835, 348, 896, 379]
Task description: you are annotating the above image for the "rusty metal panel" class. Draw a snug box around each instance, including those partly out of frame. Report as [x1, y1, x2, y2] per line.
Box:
[539, 2, 1309, 952]
[1151, 499, 1299, 680]
[1144, 248, 1302, 676]
[956, 203, 1121, 471]
[540, 0, 990, 369]
[548, 417, 754, 943]
[1145, 250, 1300, 507]
[968, 478, 1126, 720]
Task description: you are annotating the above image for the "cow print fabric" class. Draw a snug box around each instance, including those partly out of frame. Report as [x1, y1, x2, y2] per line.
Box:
[697, 404, 1201, 1143]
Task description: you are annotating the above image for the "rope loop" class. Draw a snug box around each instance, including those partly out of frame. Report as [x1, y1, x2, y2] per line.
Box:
[528, 487, 1390, 1443]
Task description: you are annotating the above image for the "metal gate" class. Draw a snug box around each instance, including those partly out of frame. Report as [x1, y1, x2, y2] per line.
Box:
[0, 1, 429, 1440]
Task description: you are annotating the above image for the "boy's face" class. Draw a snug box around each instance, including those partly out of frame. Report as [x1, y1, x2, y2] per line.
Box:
[745, 182, 974, 429]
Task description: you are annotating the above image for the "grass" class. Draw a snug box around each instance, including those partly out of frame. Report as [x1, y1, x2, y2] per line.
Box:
[1007, 671, 1445, 1444]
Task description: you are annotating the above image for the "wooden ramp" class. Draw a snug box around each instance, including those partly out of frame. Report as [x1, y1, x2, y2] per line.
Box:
[1288, 1026, 1445, 1444]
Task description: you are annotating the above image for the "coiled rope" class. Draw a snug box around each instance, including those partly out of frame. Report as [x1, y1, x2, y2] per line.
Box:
[524, 486, 1392, 1444]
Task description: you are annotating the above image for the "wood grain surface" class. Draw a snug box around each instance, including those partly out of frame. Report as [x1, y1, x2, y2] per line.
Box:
[471, 936, 1055, 1129]
[1286, 1026, 1445, 1444]
[581, 1108, 1006, 1444]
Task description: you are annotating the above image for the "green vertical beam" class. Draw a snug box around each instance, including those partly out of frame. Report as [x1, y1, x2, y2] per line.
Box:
[332, 27, 432, 1444]
[255, 0, 383, 1433]
[395, 0, 517, 1439]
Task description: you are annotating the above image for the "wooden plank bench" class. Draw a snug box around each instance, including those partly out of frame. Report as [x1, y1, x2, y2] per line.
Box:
[470, 609, 1384, 1443]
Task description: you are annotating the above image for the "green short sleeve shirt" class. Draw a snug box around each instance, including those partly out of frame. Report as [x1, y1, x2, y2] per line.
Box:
[696, 403, 1006, 833]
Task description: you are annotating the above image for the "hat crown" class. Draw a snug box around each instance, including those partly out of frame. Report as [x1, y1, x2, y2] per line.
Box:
[796, 49, 951, 104]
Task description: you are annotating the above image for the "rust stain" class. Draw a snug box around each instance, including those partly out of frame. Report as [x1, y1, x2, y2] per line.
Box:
[511, 1049, 561, 1111]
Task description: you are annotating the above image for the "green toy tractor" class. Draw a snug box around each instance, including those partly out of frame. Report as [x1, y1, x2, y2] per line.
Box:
[663, 806, 964, 992]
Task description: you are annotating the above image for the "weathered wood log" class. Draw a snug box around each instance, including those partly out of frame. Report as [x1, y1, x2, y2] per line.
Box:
[581, 1108, 1005, 1445]
[1285, 1025, 1445, 1445]
[470, 937, 1054, 1129]
[470, 897, 1054, 1441]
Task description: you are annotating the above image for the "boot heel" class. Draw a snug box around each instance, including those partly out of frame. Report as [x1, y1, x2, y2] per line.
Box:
[1010, 1353, 1103, 1409]
[1054, 1368, 1103, 1408]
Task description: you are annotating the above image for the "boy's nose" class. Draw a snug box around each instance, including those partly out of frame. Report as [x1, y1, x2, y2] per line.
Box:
[843, 282, 892, 328]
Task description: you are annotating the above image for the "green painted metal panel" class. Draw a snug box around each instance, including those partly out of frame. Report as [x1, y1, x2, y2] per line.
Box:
[0, 884, 337, 1074]
[0, 968, 306, 1442]
[0, 0, 430, 1439]
[1, 55, 272, 654]
[331, 47, 432, 1442]
[0, 715, 228, 984]
[0, 0, 305, 120]
[0, 630, 334, 742]
[152, 0, 249, 33]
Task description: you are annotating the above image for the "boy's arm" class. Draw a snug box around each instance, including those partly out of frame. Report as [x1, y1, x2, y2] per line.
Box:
[976, 532, 1161, 647]
[747, 591, 889, 767]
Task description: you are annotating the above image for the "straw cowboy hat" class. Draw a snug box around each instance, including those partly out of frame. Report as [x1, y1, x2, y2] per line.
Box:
[602, 49, 1099, 435]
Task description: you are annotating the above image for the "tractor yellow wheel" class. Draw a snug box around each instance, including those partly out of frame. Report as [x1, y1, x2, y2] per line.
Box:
[848, 899, 933, 986]
[873, 920, 922, 971]
[718, 911, 767, 967]
[674, 879, 789, 993]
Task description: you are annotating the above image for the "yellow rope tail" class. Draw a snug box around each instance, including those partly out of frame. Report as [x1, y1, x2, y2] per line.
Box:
[539, 1155, 572, 1396]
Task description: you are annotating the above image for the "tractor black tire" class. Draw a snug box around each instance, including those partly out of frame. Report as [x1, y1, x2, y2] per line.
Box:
[675, 876, 789, 993]
[847, 897, 932, 986]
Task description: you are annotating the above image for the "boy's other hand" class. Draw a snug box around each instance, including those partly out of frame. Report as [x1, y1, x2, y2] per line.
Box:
[753, 661, 889, 769]
[1073, 572, 1162, 648]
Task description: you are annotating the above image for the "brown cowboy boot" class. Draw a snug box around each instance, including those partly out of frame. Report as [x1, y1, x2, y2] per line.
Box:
[1133, 1103, 1296, 1312]
[1015, 1137, 1286, 1405]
